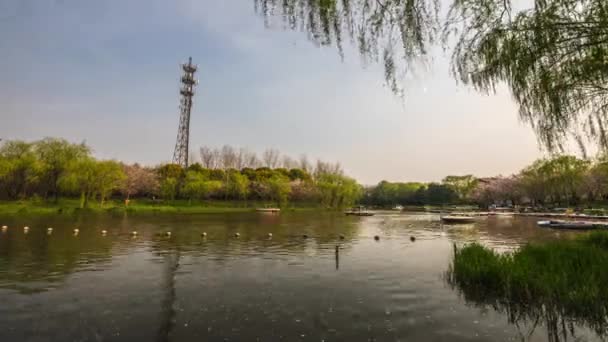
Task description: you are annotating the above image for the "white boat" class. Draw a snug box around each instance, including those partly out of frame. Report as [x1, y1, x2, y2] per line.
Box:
[537, 220, 600, 230]
[440, 215, 476, 224]
[256, 208, 281, 213]
[345, 206, 375, 216]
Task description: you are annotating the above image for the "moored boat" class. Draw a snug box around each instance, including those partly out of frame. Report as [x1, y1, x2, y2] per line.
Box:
[256, 208, 281, 213]
[537, 220, 601, 230]
[440, 215, 476, 224]
[345, 206, 375, 216]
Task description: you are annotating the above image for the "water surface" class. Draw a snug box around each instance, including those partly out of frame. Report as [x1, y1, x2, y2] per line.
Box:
[0, 212, 601, 341]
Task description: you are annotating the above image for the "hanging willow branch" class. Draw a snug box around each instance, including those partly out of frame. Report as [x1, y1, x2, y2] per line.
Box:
[254, 0, 608, 153]
[254, 0, 440, 96]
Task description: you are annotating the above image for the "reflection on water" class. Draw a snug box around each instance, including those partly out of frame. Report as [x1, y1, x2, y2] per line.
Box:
[0, 212, 603, 341]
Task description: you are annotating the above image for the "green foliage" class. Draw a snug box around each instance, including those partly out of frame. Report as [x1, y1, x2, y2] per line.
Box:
[449, 232, 608, 335]
[316, 173, 362, 209]
[363, 181, 456, 206]
[0, 138, 361, 208]
[0, 141, 42, 199]
[256, 0, 608, 151]
[266, 175, 291, 207]
[160, 177, 179, 201]
[226, 171, 250, 201]
[442, 175, 477, 200]
[34, 137, 90, 201]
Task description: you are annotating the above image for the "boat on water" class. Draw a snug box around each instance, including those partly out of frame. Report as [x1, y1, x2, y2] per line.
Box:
[256, 208, 281, 213]
[537, 220, 602, 230]
[440, 215, 476, 224]
[345, 206, 375, 216]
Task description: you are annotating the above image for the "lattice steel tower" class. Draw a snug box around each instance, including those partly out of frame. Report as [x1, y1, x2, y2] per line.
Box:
[172, 57, 198, 168]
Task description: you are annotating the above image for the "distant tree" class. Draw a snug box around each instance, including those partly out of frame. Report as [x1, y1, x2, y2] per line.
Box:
[0, 141, 41, 199]
[34, 138, 90, 202]
[220, 145, 238, 169]
[157, 164, 184, 180]
[121, 164, 159, 200]
[160, 177, 179, 201]
[288, 168, 311, 181]
[267, 175, 291, 207]
[226, 171, 250, 201]
[425, 183, 458, 205]
[200, 146, 217, 169]
[262, 148, 281, 168]
[442, 175, 478, 202]
[95, 160, 125, 206]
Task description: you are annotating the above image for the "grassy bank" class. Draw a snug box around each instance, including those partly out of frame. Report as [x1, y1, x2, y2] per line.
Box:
[0, 199, 323, 215]
[448, 232, 608, 332]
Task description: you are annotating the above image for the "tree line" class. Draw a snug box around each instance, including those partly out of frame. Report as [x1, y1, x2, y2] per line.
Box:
[363, 156, 608, 209]
[0, 138, 361, 209]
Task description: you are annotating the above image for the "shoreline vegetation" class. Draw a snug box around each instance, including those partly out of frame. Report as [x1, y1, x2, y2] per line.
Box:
[448, 232, 608, 337]
[0, 199, 325, 216]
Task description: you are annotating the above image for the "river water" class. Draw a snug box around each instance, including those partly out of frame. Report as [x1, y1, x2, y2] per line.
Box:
[0, 212, 602, 341]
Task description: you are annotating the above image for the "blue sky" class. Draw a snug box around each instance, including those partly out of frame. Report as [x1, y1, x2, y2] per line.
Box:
[1, 0, 549, 184]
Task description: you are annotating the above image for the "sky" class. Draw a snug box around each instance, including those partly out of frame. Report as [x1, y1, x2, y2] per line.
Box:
[0, 0, 551, 184]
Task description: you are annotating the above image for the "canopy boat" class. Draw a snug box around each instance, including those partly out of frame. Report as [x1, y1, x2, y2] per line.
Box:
[537, 220, 600, 230]
[440, 215, 476, 224]
[345, 206, 375, 216]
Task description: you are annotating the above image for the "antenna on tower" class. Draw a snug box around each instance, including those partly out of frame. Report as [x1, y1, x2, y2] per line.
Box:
[172, 57, 198, 168]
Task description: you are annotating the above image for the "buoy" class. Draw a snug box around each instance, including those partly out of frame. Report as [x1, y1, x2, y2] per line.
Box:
[23, 226, 30, 233]
[374, 235, 380, 241]
[47, 227, 53, 234]
[101, 230, 107, 235]
[201, 232, 207, 237]
[267, 233, 273, 238]
[73, 229, 80, 235]
[410, 236, 416, 242]
[165, 232, 171, 237]
[1, 225, 7, 229]
[339, 234, 345, 240]
[131, 231, 138, 236]
[302, 234, 308, 239]
[234, 232, 240, 238]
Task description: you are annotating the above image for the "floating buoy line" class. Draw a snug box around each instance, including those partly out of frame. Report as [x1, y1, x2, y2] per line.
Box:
[0, 226, 411, 244]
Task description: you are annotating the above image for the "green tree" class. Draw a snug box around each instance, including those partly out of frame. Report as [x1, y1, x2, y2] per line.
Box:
[316, 173, 362, 209]
[256, 0, 608, 150]
[34, 138, 90, 202]
[160, 177, 179, 201]
[95, 160, 125, 206]
[59, 158, 98, 208]
[0, 141, 41, 199]
[226, 171, 250, 201]
[267, 175, 291, 207]
[442, 175, 478, 202]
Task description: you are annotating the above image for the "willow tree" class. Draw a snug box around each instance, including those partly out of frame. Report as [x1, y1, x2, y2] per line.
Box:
[254, 0, 608, 151]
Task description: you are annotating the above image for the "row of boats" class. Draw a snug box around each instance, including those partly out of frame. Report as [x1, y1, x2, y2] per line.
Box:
[439, 213, 608, 230]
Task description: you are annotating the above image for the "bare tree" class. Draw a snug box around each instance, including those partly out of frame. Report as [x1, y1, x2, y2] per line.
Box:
[244, 150, 260, 169]
[299, 154, 311, 172]
[315, 160, 343, 177]
[211, 148, 221, 169]
[235, 147, 248, 170]
[221, 145, 238, 169]
[282, 155, 298, 169]
[200, 146, 216, 168]
[262, 148, 281, 168]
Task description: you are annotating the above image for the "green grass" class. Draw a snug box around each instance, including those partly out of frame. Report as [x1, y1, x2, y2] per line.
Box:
[0, 198, 323, 215]
[448, 232, 608, 334]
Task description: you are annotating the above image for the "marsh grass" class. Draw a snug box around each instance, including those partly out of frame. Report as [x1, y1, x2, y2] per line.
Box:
[448, 232, 608, 338]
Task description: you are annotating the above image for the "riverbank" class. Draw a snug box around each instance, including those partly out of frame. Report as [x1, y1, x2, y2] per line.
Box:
[0, 199, 322, 215]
